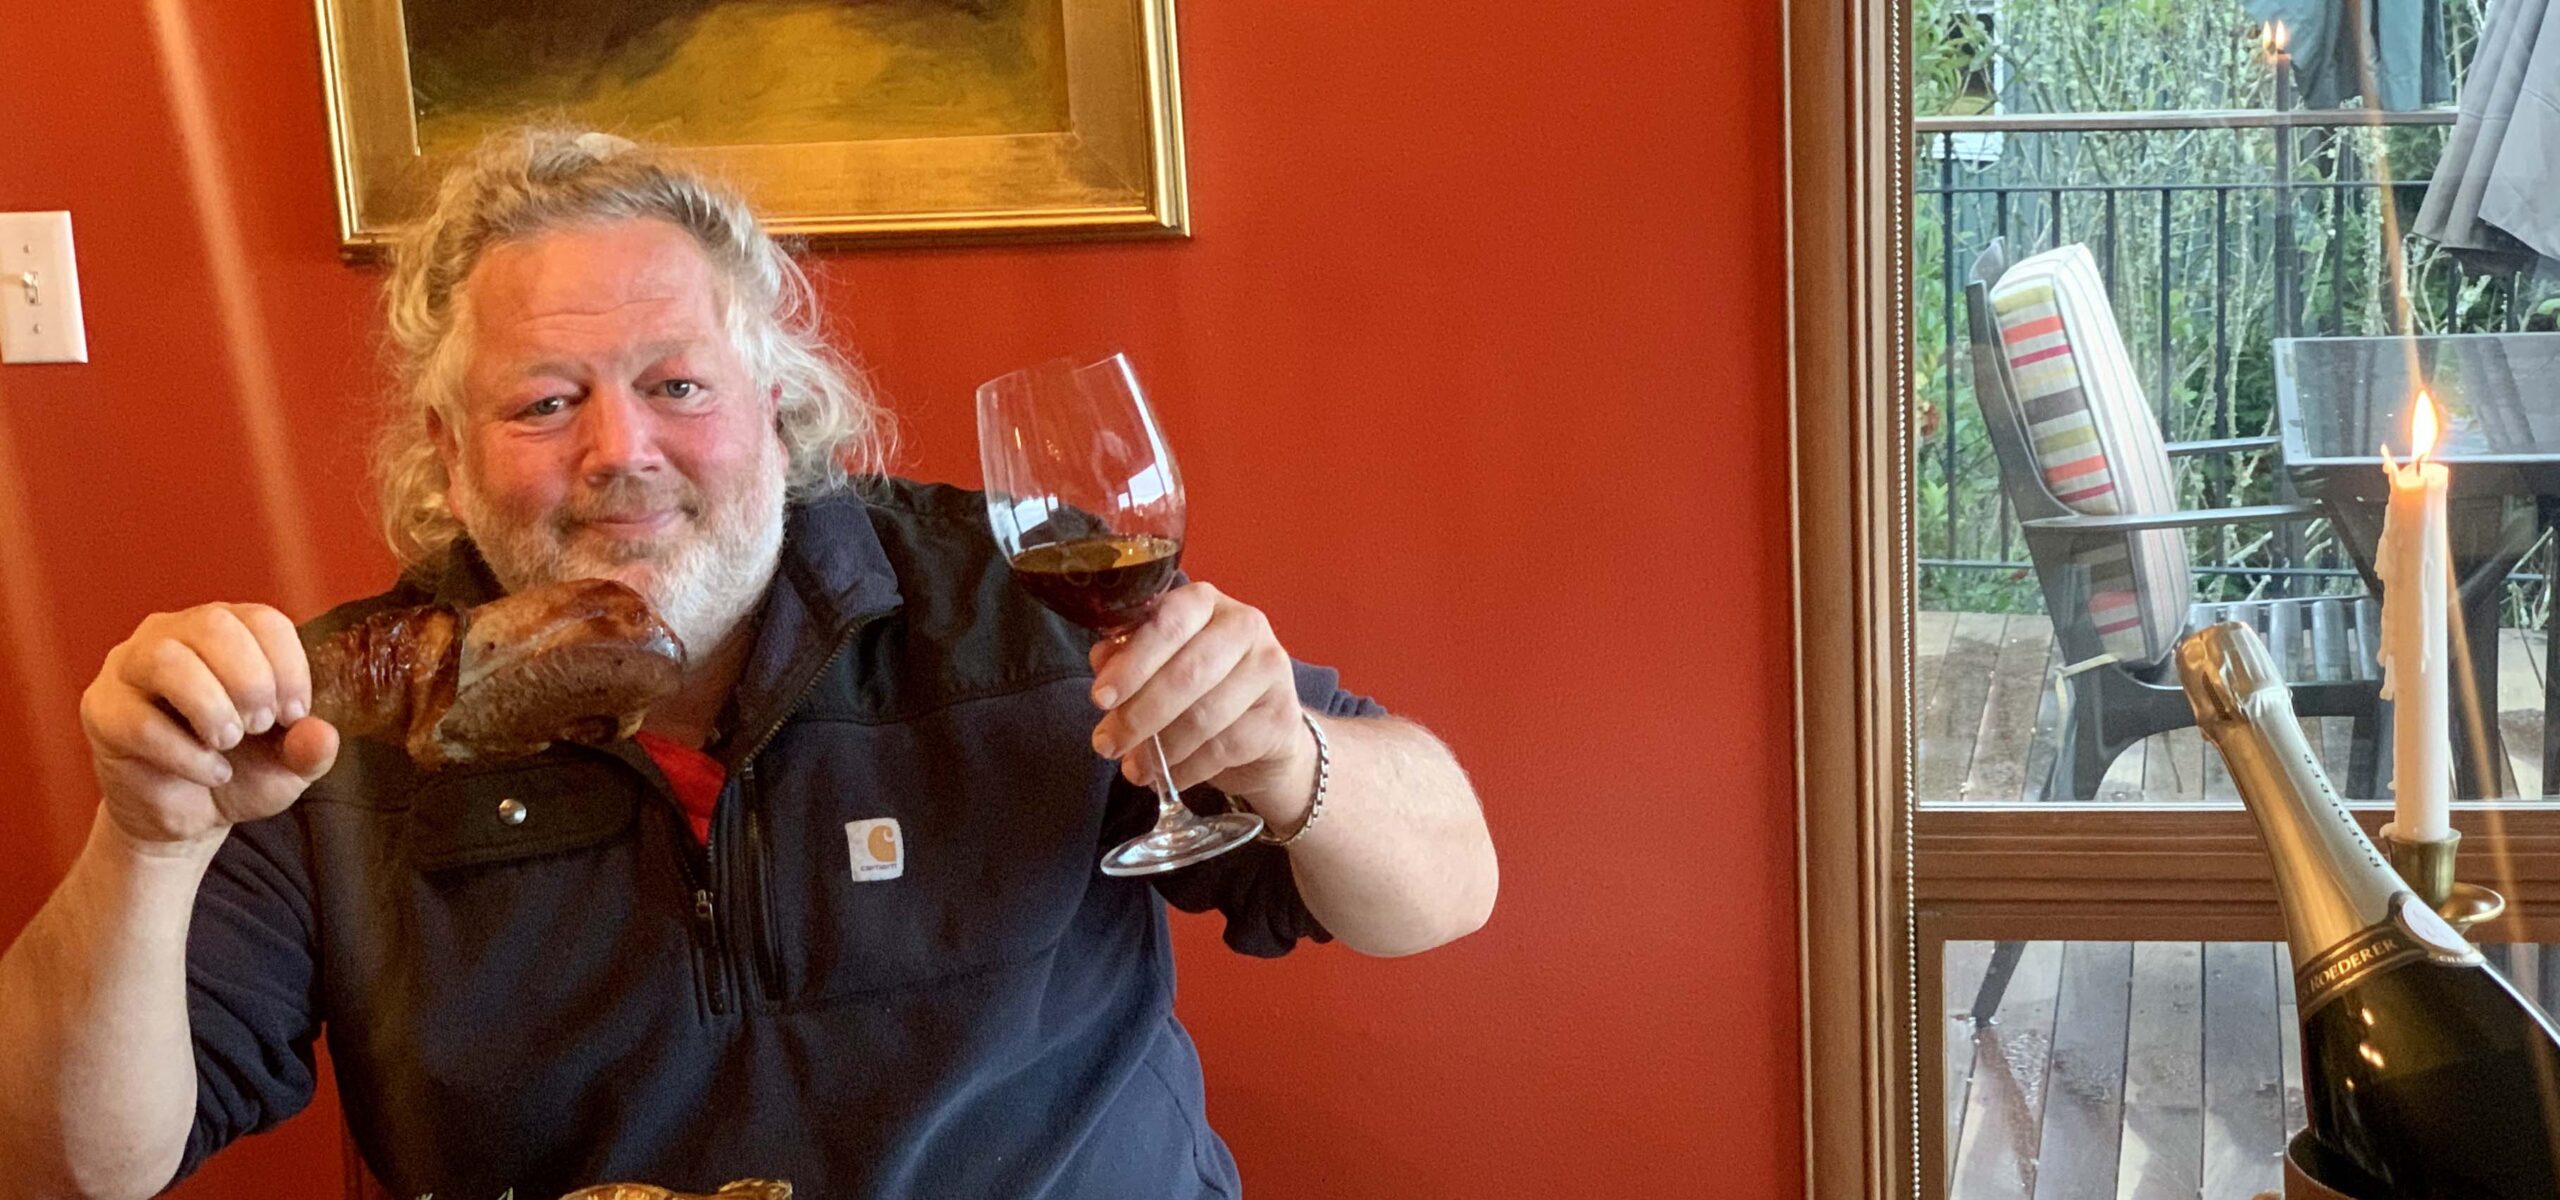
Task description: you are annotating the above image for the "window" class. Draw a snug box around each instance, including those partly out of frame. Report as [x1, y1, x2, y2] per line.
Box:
[1792, 0, 2560, 1194]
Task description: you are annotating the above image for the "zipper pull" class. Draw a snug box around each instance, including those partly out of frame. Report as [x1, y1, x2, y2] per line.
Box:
[692, 886, 731, 1016]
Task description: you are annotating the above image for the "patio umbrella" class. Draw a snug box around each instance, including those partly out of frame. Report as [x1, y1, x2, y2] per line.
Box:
[2414, 0, 2560, 270]
[2249, 0, 2454, 110]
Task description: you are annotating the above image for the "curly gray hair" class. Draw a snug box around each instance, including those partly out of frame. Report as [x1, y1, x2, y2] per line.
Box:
[373, 126, 892, 571]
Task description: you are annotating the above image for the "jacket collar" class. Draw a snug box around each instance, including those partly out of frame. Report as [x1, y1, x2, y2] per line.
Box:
[427, 491, 905, 763]
[724, 493, 904, 761]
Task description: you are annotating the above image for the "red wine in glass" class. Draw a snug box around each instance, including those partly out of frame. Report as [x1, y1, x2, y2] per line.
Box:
[977, 353, 1264, 876]
[1006, 535, 1184, 635]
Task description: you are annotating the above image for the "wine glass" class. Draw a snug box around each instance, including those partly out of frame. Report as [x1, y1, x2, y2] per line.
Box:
[977, 351, 1266, 876]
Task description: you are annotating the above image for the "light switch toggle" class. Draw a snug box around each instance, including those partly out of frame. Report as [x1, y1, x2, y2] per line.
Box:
[0, 211, 89, 365]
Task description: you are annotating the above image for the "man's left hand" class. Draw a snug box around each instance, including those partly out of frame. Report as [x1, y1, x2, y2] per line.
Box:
[1086, 582, 1315, 813]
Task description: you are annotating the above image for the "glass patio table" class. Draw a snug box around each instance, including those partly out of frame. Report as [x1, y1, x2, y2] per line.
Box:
[2274, 331, 2560, 797]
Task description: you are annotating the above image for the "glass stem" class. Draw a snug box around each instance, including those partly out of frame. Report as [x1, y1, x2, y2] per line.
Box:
[1147, 734, 1192, 825]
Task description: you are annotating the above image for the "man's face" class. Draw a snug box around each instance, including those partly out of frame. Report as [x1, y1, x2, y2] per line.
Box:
[436, 217, 787, 658]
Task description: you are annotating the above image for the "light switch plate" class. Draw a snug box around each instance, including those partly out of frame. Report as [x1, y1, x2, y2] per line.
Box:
[0, 211, 89, 364]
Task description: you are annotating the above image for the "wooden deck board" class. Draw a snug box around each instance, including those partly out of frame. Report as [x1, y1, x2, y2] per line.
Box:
[2109, 941, 2211, 1197]
[1918, 610, 1960, 717]
[2031, 942, 2132, 1200]
[1951, 941, 2066, 1198]
[1922, 613, 2006, 803]
[2112, 942, 2202, 1200]
[1968, 615, 2056, 803]
[1943, 939, 1997, 1184]
[1916, 612, 2553, 804]
[2200, 942, 2285, 1198]
[2155, 726, 2207, 802]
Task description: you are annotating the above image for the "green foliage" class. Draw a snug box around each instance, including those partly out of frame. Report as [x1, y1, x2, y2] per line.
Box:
[1911, 0, 2554, 621]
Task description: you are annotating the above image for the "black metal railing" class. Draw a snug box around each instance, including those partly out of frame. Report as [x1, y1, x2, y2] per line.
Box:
[1913, 109, 2551, 620]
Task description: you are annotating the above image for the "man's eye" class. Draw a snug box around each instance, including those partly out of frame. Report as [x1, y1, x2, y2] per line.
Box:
[519, 396, 568, 418]
[660, 379, 700, 400]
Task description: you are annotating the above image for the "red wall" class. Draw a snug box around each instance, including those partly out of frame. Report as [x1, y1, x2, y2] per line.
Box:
[0, 2, 1799, 1196]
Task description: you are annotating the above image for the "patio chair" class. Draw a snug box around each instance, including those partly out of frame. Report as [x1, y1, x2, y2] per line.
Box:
[1960, 240, 2390, 1026]
[1965, 239, 2387, 803]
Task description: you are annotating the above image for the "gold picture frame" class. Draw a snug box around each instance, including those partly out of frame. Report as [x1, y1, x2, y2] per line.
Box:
[315, 0, 1188, 257]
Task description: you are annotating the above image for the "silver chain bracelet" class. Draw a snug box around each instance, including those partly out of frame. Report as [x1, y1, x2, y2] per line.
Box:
[1253, 710, 1330, 847]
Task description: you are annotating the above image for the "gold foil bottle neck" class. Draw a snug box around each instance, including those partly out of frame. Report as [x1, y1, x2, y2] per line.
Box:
[2176, 622, 2422, 970]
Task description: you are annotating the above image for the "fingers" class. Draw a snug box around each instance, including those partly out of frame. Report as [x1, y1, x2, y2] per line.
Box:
[229, 603, 313, 724]
[1088, 583, 1219, 712]
[1146, 688, 1299, 792]
[84, 602, 310, 785]
[275, 716, 341, 782]
[1089, 582, 1302, 792]
[1149, 653, 1275, 769]
[120, 637, 240, 751]
[197, 604, 288, 735]
[82, 602, 326, 845]
[1091, 585, 1248, 754]
[203, 717, 341, 826]
[83, 678, 233, 789]
[110, 605, 297, 749]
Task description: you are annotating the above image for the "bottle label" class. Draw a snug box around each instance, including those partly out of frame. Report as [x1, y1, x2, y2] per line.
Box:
[2295, 892, 2484, 1016]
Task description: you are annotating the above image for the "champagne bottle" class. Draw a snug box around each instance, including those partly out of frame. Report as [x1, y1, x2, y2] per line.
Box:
[2177, 621, 2560, 1197]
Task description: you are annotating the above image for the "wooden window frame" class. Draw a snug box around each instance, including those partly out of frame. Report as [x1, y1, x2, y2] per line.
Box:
[1789, 0, 1915, 1186]
[1785, 2, 2560, 1197]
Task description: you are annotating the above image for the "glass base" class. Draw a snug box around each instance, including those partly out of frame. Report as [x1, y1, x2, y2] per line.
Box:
[1100, 810, 1266, 877]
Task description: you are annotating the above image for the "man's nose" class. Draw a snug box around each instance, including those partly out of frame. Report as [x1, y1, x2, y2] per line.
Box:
[576, 387, 664, 477]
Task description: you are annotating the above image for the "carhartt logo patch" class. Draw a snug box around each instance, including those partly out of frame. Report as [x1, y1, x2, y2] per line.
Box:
[846, 818, 904, 881]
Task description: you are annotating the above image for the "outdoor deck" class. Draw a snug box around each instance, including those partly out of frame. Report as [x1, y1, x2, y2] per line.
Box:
[1943, 937, 2560, 1198]
[1916, 610, 2552, 805]
[1924, 610, 2560, 1198]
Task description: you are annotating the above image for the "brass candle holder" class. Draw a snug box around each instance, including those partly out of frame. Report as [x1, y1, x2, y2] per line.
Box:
[2377, 825, 2507, 935]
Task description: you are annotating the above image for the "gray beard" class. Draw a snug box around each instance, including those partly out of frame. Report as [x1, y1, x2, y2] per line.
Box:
[455, 456, 787, 665]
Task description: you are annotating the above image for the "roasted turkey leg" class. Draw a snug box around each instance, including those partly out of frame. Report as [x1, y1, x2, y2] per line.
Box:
[302, 578, 686, 769]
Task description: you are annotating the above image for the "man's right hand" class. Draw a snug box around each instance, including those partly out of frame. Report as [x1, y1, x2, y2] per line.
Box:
[79, 603, 340, 854]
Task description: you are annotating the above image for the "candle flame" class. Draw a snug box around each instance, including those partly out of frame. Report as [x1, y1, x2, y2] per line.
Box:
[2412, 389, 2441, 461]
[2259, 18, 2291, 58]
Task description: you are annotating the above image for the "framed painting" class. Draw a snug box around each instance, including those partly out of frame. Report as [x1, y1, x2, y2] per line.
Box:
[315, 0, 1187, 255]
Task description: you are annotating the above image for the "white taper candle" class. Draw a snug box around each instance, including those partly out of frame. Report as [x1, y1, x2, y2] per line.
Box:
[2378, 392, 2453, 843]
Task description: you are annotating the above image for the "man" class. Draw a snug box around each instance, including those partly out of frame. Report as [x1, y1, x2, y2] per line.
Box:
[0, 128, 1497, 1199]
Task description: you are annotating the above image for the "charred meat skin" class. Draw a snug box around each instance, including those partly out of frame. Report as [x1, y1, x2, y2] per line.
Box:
[302, 579, 685, 769]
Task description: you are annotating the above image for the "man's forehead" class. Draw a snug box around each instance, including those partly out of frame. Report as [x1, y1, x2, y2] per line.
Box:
[463, 221, 725, 362]
[492, 338, 710, 381]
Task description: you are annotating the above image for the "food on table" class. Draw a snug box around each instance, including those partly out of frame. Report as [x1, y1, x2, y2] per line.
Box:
[558, 1181, 791, 1200]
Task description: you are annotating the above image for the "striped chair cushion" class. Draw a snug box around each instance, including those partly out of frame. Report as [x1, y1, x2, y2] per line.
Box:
[1988, 244, 2190, 664]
